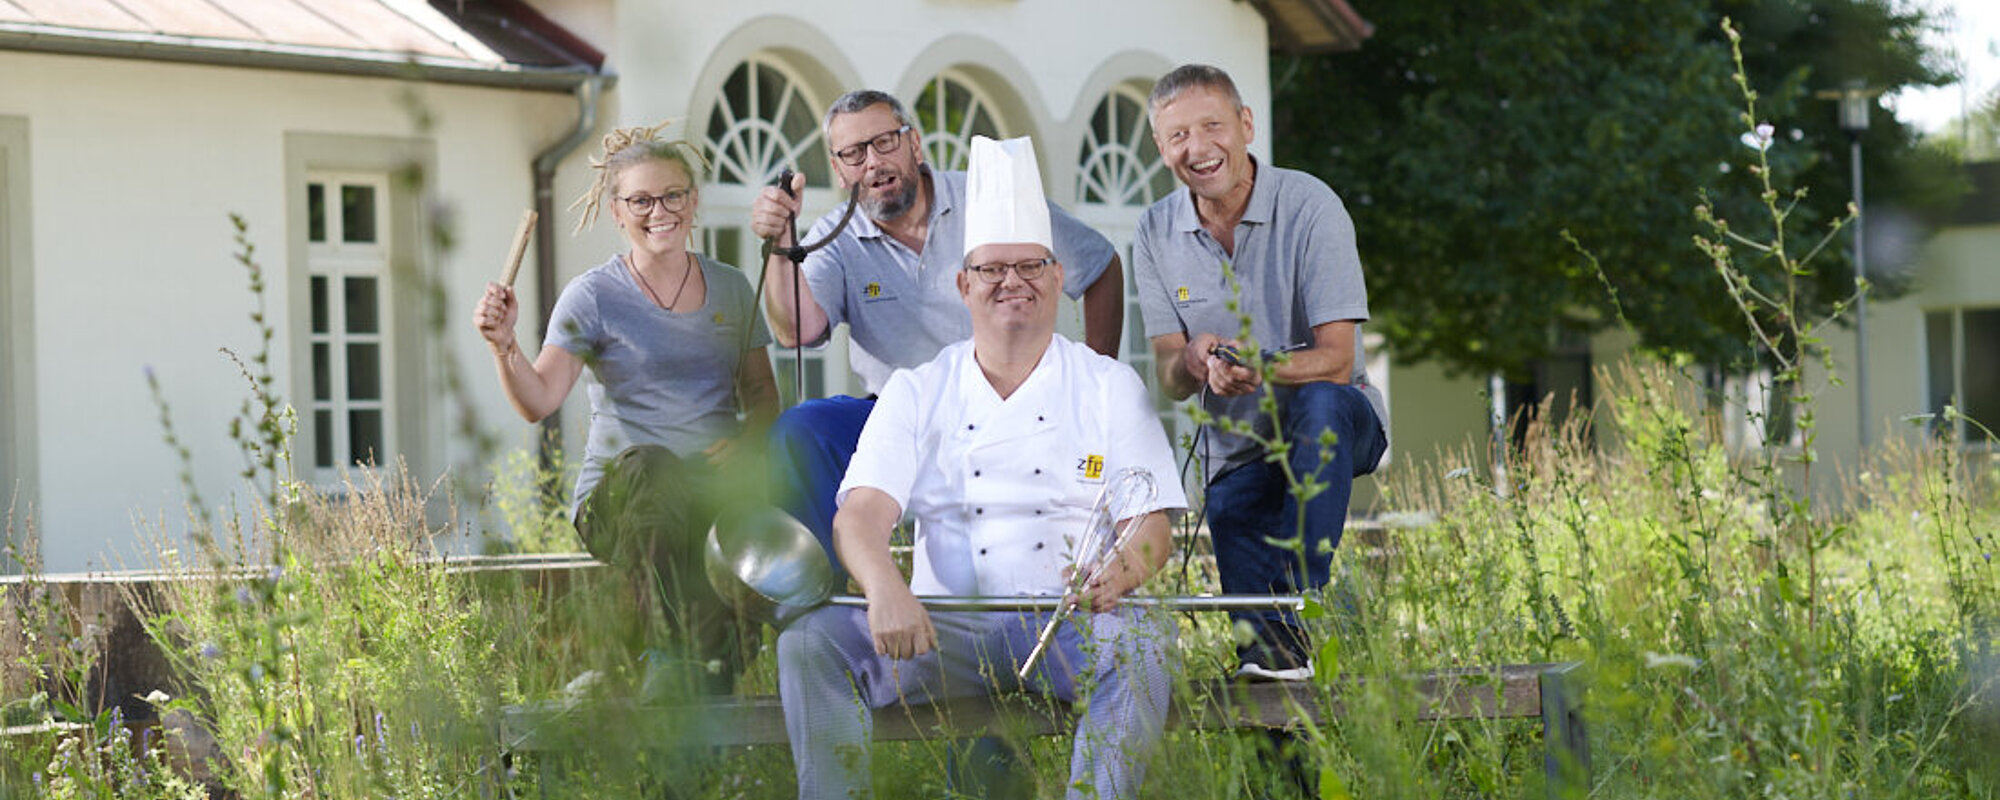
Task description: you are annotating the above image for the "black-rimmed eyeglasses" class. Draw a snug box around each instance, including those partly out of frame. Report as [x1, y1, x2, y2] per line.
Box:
[618, 188, 694, 216]
[832, 125, 911, 166]
[964, 258, 1053, 284]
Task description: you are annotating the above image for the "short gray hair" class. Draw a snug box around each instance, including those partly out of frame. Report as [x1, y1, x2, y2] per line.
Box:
[1147, 64, 1244, 119]
[823, 90, 918, 141]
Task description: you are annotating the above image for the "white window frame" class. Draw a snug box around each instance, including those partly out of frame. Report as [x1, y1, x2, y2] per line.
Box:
[304, 171, 397, 483]
[916, 70, 1010, 172]
[702, 54, 855, 402]
[1924, 305, 1999, 448]
[1073, 85, 1189, 454]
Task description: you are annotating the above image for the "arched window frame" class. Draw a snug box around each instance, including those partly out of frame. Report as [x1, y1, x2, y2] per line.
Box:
[914, 70, 1010, 171]
[1076, 84, 1174, 209]
[699, 54, 850, 402]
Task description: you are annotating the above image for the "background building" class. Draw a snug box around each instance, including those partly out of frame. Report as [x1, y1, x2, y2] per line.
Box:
[0, 0, 1370, 572]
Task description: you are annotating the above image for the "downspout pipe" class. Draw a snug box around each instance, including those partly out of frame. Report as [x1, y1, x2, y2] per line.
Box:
[530, 75, 603, 480]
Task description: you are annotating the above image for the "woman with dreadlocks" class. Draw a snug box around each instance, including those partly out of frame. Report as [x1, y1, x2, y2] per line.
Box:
[473, 122, 778, 695]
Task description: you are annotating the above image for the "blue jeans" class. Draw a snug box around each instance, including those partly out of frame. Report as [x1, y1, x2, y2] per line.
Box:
[1205, 382, 1385, 644]
[779, 605, 1175, 800]
[766, 395, 875, 584]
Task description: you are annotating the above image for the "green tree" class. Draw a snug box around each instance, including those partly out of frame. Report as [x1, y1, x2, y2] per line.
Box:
[1272, 0, 1958, 377]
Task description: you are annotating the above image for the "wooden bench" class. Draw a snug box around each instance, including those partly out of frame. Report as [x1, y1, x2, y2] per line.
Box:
[502, 661, 1587, 799]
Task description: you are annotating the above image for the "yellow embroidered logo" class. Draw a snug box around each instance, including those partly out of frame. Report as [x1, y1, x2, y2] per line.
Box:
[713, 312, 725, 324]
[865, 282, 882, 298]
[1077, 454, 1105, 480]
[1175, 286, 1190, 302]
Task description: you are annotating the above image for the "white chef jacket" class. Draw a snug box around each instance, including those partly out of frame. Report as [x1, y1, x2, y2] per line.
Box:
[837, 334, 1189, 597]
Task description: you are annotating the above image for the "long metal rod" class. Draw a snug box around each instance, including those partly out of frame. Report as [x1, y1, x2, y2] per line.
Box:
[826, 594, 1304, 612]
[1850, 134, 1870, 449]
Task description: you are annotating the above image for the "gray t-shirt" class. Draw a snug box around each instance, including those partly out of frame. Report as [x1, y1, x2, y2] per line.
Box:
[1132, 159, 1387, 483]
[795, 166, 1116, 395]
[547, 253, 773, 513]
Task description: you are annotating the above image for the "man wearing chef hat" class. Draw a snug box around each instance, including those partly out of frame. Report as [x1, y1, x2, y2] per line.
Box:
[775, 135, 1188, 800]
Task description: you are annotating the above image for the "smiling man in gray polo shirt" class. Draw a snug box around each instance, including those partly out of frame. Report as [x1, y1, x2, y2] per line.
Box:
[748, 89, 1124, 582]
[1131, 64, 1388, 684]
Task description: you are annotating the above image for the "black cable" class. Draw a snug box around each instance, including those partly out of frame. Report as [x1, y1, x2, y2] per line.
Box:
[753, 168, 860, 407]
[1175, 382, 1214, 621]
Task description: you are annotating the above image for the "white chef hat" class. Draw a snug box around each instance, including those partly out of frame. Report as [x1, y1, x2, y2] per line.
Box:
[962, 135, 1053, 259]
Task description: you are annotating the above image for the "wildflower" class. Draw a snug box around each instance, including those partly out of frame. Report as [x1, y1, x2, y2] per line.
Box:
[236, 586, 255, 606]
[200, 641, 222, 659]
[267, 564, 284, 583]
[249, 663, 265, 683]
[1740, 122, 1776, 151]
[354, 734, 367, 758]
[143, 689, 171, 705]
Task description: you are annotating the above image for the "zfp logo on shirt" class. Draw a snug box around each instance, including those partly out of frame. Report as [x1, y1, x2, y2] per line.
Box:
[1076, 454, 1105, 481]
[864, 282, 884, 299]
[1175, 286, 1190, 302]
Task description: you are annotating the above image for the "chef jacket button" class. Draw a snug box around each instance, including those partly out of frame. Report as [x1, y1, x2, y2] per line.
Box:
[979, 548, 988, 555]
[1037, 415, 1044, 422]
[1033, 468, 1041, 475]
[966, 424, 974, 430]
[975, 508, 983, 515]
[1034, 509, 1042, 515]
[974, 470, 981, 477]
[1034, 542, 1045, 550]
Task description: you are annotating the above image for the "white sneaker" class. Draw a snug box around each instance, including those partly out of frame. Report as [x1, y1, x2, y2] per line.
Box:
[1235, 661, 1314, 682]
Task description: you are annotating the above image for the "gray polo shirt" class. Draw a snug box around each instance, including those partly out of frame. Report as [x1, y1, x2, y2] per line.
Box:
[547, 253, 773, 515]
[1132, 159, 1387, 483]
[794, 166, 1115, 395]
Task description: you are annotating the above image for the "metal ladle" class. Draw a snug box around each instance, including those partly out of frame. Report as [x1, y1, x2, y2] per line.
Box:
[705, 504, 1305, 636]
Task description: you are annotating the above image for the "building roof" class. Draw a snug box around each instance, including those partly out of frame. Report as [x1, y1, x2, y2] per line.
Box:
[1245, 0, 1374, 53]
[0, 0, 602, 91]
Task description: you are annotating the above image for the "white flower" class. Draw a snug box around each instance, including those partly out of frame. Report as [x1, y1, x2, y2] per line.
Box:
[1740, 123, 1775, 151]
[143, 690, 171, 705]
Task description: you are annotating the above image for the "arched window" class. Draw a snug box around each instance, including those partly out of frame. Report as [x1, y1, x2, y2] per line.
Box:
[706, 55, 833, 191]
[914, 71, 1008, 171]
[1077, 85, 1174, 208]
[701, 55, 846, 402]
[1073, 84, 1172, 405]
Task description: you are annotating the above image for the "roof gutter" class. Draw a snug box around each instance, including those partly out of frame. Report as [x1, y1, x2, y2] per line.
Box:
[529, 75, 603, 473]
[0, 22, 597, 92]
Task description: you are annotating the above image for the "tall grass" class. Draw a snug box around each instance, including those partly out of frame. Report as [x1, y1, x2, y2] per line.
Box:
[2, 21, 1997, 799]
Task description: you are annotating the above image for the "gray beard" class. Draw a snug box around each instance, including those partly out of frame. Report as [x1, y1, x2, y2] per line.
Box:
[862, 175, 920, 222]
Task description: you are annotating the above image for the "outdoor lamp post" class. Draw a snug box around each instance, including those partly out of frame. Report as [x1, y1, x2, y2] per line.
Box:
[1821, 79, 1880, 449]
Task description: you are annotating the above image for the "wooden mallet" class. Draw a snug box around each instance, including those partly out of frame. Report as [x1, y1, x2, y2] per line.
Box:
[500, 209, 537, 287]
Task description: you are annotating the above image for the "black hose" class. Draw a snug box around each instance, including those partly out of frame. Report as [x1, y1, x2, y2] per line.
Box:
[753, 168, 860, 407]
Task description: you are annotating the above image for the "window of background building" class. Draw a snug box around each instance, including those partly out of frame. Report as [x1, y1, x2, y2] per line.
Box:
[1926, 307, 1999, 445]
[305, 172, 394, 479]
